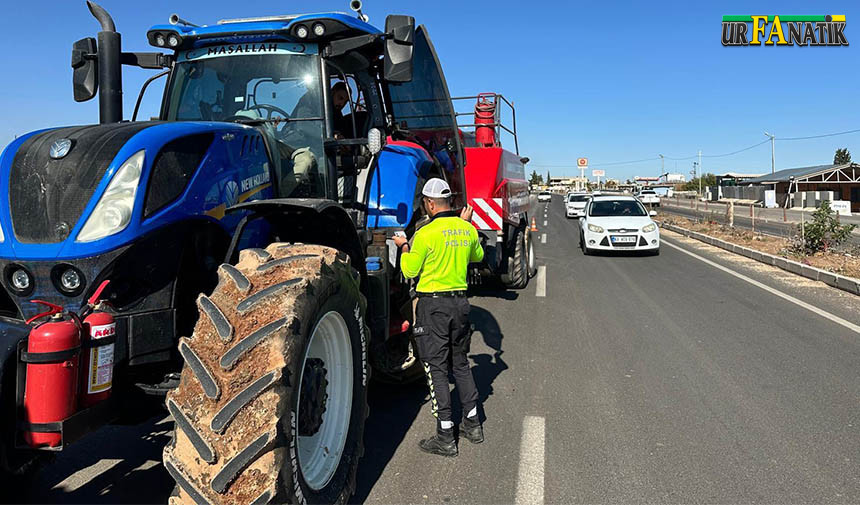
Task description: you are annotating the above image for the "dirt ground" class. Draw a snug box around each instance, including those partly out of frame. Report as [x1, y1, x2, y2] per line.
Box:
[659, 213, 860, 279]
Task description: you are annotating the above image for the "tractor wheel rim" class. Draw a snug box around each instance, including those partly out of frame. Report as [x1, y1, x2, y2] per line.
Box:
[297, 310, 353, 491]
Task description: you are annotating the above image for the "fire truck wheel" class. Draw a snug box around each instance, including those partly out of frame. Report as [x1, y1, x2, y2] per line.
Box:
[505, 229, 529, 289]
[164, 243, 369, 505]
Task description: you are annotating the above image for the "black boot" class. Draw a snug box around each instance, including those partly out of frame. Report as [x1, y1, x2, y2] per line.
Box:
[419, 425, 457, 457]
[461, 416, 484, 444]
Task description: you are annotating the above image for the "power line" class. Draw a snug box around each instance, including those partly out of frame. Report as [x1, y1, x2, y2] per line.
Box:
[529, 126, 860, 170]
[530, 157, 659, 169]
[777, 127, 860, 141]
[702, 138, 771, 158]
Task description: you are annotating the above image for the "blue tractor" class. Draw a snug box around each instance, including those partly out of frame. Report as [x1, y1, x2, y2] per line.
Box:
[0, 2, 469, 502]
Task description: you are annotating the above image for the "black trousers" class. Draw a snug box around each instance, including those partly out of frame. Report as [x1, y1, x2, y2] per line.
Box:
[414, 296, 479, 423]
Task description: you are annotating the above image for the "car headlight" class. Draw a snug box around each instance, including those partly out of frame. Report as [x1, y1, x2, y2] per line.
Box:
[77, 150, 145, 242]
[587, 223, 604, 233]
[642, 223, 657, 233]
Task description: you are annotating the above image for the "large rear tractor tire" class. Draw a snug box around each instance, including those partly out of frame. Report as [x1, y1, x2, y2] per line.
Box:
[503, 229, 529, 289]
[164, 244, 369, 505]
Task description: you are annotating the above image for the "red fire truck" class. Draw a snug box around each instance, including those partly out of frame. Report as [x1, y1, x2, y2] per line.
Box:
[456, 93, 536, 288]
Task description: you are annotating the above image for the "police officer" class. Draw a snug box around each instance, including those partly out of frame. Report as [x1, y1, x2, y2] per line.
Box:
[393, 178, 485, 457]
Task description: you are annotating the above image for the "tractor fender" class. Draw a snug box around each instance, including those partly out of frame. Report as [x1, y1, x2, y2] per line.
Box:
[225, 198, 367, 291]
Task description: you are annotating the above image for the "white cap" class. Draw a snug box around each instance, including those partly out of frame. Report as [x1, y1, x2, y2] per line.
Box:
[421, 178, 452, 198]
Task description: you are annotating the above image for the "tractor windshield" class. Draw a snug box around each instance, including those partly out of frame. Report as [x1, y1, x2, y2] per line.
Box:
[165, 45, 329, 197]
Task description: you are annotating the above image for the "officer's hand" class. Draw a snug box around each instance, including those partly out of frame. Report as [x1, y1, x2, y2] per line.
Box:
[393, 235, 409, 248]
[460, 204, 474, 222]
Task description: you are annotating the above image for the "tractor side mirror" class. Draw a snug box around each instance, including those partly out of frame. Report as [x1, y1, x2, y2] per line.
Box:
[72, 37, 98, 102]
[384, 15, 414, 82]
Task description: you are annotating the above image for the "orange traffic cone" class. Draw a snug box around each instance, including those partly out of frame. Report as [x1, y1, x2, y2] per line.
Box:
[530, 217, 538, 232]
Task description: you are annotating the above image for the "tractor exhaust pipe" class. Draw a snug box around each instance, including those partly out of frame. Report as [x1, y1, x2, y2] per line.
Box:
[87, 1, 122, 123]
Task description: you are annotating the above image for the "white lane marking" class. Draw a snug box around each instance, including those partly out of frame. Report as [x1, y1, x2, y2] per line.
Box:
[662, 240, 860, 335]
[543, 220, 548, 227]
[535, 265, 546, 297]
[541, 233, 547, 244]
[515, 416, 546, 505]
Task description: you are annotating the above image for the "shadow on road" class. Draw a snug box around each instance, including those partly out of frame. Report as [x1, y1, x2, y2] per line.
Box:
[466, 306, 508, 418]
[12, 415, 174, 504]
[354, 302, 510, 503]
[468, 284, 520, 300]
[352, 379, 428, 504]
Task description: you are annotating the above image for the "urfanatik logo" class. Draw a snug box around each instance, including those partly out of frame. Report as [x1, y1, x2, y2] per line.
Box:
[722, 15, 847, 46]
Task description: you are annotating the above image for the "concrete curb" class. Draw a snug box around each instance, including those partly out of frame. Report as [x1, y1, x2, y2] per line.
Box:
[659, 222, 860, 296]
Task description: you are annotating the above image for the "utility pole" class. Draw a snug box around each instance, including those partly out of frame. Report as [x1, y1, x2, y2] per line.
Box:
[659, 154, 664, 178]
[697, 150, 703, 197]
[764, 131, 775, 174]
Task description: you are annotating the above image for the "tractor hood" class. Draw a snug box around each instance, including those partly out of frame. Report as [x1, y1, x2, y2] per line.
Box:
[0, 120, 264, 261]
[8, 123, 154, 244]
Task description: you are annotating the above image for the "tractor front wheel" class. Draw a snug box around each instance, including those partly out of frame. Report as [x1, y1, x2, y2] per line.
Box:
[164, 243, 369, 505]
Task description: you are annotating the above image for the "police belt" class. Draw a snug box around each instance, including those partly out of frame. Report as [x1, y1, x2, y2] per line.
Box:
[417, 291, 467, 298]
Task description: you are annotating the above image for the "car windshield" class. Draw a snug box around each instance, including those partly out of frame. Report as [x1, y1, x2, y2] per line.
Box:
[568, 195, 589, 202]
[590, 200, 647, 217]
[165, 46, 329, 198]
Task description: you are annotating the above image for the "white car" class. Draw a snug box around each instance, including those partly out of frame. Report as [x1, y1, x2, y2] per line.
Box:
[636, 189, 660, 207]
[565, 193, 590, 218]
[537, 191, 552, 202]
[579, 196, 660, 255]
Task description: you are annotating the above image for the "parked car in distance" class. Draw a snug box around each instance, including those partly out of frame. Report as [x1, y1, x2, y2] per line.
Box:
[566, 193, 591, 218]
[579, 195, 660, 255]
[636, 189, 661, 207]
[538, 191, 553, 202]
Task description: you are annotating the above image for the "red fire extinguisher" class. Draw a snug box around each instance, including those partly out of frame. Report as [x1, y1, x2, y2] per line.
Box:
[79, 280, 115, 408]
[474, 93, 498, 148]
[22, 301, 82, 448]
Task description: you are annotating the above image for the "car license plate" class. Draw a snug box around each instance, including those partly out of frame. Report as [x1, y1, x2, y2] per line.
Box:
[611, 235, 636, 243]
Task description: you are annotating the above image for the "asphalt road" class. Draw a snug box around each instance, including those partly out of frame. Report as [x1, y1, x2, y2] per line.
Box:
[14, 194, 860, 504]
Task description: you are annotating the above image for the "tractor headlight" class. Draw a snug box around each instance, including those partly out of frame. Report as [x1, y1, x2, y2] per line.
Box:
[642, 223, 657, 233]
[76, 150, 145, 242]
[587, 223, 604, 233]
[312, 23, 326, 36]
[60, 269, 82, 292]
[367, 128, 385, 155]
[295, 24, 309, 39]
[11, 269, 31, 292]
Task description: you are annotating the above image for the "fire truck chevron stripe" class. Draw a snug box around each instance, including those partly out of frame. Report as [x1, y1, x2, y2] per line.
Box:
[471, 211, 491, 230]
[472, 198, 503, 230]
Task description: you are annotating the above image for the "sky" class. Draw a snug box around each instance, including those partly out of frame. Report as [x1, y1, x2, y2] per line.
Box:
[1, 0, 859, 182]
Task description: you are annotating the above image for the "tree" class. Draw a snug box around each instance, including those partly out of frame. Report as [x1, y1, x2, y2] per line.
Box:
[528, 170, 543, 186]
[792, 200, 856, 254]
[546, 171, 551, 184]
[682, 173, 716, 191]
[834, 147, 851, 165]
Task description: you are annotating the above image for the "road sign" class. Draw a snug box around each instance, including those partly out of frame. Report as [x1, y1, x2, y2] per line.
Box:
[577, 158, 588, 167]
[592, 169, 605, 177]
